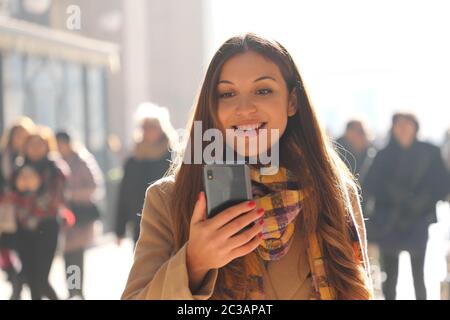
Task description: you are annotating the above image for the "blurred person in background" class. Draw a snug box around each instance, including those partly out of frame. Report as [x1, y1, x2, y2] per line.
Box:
[56, 131, 105, 300]
[364, 112, 450, 300]
[336, 119, 376, 186]
[10, 126, 69, 300]
[441, 128, 450, 299]
[115, 103, 175, 246]
[442, 128, 450, 190]
[336, 119, 382, 298]
[0, 117, 35, 299]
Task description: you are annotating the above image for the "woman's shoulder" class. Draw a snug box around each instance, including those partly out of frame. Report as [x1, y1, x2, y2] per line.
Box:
[145, 175, 175, 209]
[147, 175, 175, 192]
[140, 176, 176, 233]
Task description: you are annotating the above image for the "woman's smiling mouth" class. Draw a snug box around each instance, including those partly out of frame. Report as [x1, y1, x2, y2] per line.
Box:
[231, 122, 267, 137]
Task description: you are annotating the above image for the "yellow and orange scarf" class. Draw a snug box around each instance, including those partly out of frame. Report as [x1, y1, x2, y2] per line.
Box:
[211, 167, 369, 300]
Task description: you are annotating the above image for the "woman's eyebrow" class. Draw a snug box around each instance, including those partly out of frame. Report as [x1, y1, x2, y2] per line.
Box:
[254, 76, 277, 83]
[218, 76, 277, 85]
[218, 80, 233, 84]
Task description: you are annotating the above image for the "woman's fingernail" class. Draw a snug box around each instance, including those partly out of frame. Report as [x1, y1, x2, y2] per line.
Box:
[248, 201, 256, 207]
[257, 208, 265, 215]
[258, 232, 263, 238]
[259, 219, 264, 225]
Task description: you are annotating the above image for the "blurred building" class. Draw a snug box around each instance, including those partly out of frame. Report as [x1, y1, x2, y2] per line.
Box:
[0, 0, 207, 232]
[50, 0, 206, 148]
[0, 1, 119, 171]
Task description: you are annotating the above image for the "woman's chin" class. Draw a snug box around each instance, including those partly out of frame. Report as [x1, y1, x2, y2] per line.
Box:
[224, 135, 279, 163]
[233, 145, 271, 159]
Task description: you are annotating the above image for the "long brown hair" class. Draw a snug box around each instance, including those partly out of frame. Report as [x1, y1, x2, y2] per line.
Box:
[168, 33, 371, 299]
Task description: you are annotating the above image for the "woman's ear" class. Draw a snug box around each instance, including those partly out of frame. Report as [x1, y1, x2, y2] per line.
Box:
[287, 90, 298, 117]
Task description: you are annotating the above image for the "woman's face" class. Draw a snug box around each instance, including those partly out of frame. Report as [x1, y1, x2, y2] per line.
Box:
[25, 136, 48, 162]
[142, 119, 163, 144]
[11, 127, 28, 153]
[216, 51, 297, 157]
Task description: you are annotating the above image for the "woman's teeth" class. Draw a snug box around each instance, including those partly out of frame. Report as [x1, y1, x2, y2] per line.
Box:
[232, 123, 265, 137]
[235, 123, 263, 131]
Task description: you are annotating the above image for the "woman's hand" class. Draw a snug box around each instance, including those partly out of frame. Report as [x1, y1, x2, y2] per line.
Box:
[186, 191, 264, 292]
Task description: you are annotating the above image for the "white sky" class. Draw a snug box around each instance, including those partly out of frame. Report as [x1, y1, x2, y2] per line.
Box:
[206, 0, 450, 144]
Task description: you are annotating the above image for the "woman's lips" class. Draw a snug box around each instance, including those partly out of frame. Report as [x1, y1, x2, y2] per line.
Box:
[231, 122, 267, 138]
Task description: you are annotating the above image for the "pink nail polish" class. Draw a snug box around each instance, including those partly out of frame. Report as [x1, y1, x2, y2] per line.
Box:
[248, 201, 256, 207]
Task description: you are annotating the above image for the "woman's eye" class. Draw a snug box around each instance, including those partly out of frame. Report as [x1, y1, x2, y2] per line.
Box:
[219, 92, 235, 99]
[256, 88, 273, 96]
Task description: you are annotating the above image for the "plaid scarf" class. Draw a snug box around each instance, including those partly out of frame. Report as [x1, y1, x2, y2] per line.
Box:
[211, 166, 367, 300]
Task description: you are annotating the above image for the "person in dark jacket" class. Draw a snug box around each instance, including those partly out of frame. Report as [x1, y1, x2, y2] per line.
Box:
[364, 112, 450, 300]
[115, 103, 176, 245]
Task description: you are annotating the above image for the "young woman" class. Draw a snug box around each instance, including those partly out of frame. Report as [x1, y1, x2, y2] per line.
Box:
[11, 126, 69, 300]
[0, 117, 35, 299]
[122, 33, 373, 300]
[115, 103, 175, 245]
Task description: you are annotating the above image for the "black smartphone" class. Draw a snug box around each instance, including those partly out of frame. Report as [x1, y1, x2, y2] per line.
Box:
[202, 164, 253, 219]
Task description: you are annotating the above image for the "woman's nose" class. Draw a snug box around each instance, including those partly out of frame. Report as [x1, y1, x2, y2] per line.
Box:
[235, 96, 257, 116]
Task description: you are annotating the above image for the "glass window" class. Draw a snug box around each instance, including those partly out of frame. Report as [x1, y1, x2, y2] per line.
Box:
[24, 56, 63, 128]
[2, 52, 25, 126]
[86, 66, 106, 153]
[57, 62, 85, 142]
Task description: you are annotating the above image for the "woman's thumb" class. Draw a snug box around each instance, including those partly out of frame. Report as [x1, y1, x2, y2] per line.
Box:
[191, 191, 207, 224]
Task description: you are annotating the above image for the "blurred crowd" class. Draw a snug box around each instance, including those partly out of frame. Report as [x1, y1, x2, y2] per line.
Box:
[0, 103, 173, 300]
[0, 118, 104, 300]
[0, 106, 449, 300]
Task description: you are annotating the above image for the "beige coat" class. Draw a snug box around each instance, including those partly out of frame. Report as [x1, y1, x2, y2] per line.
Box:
[122, 176, 370, 300]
